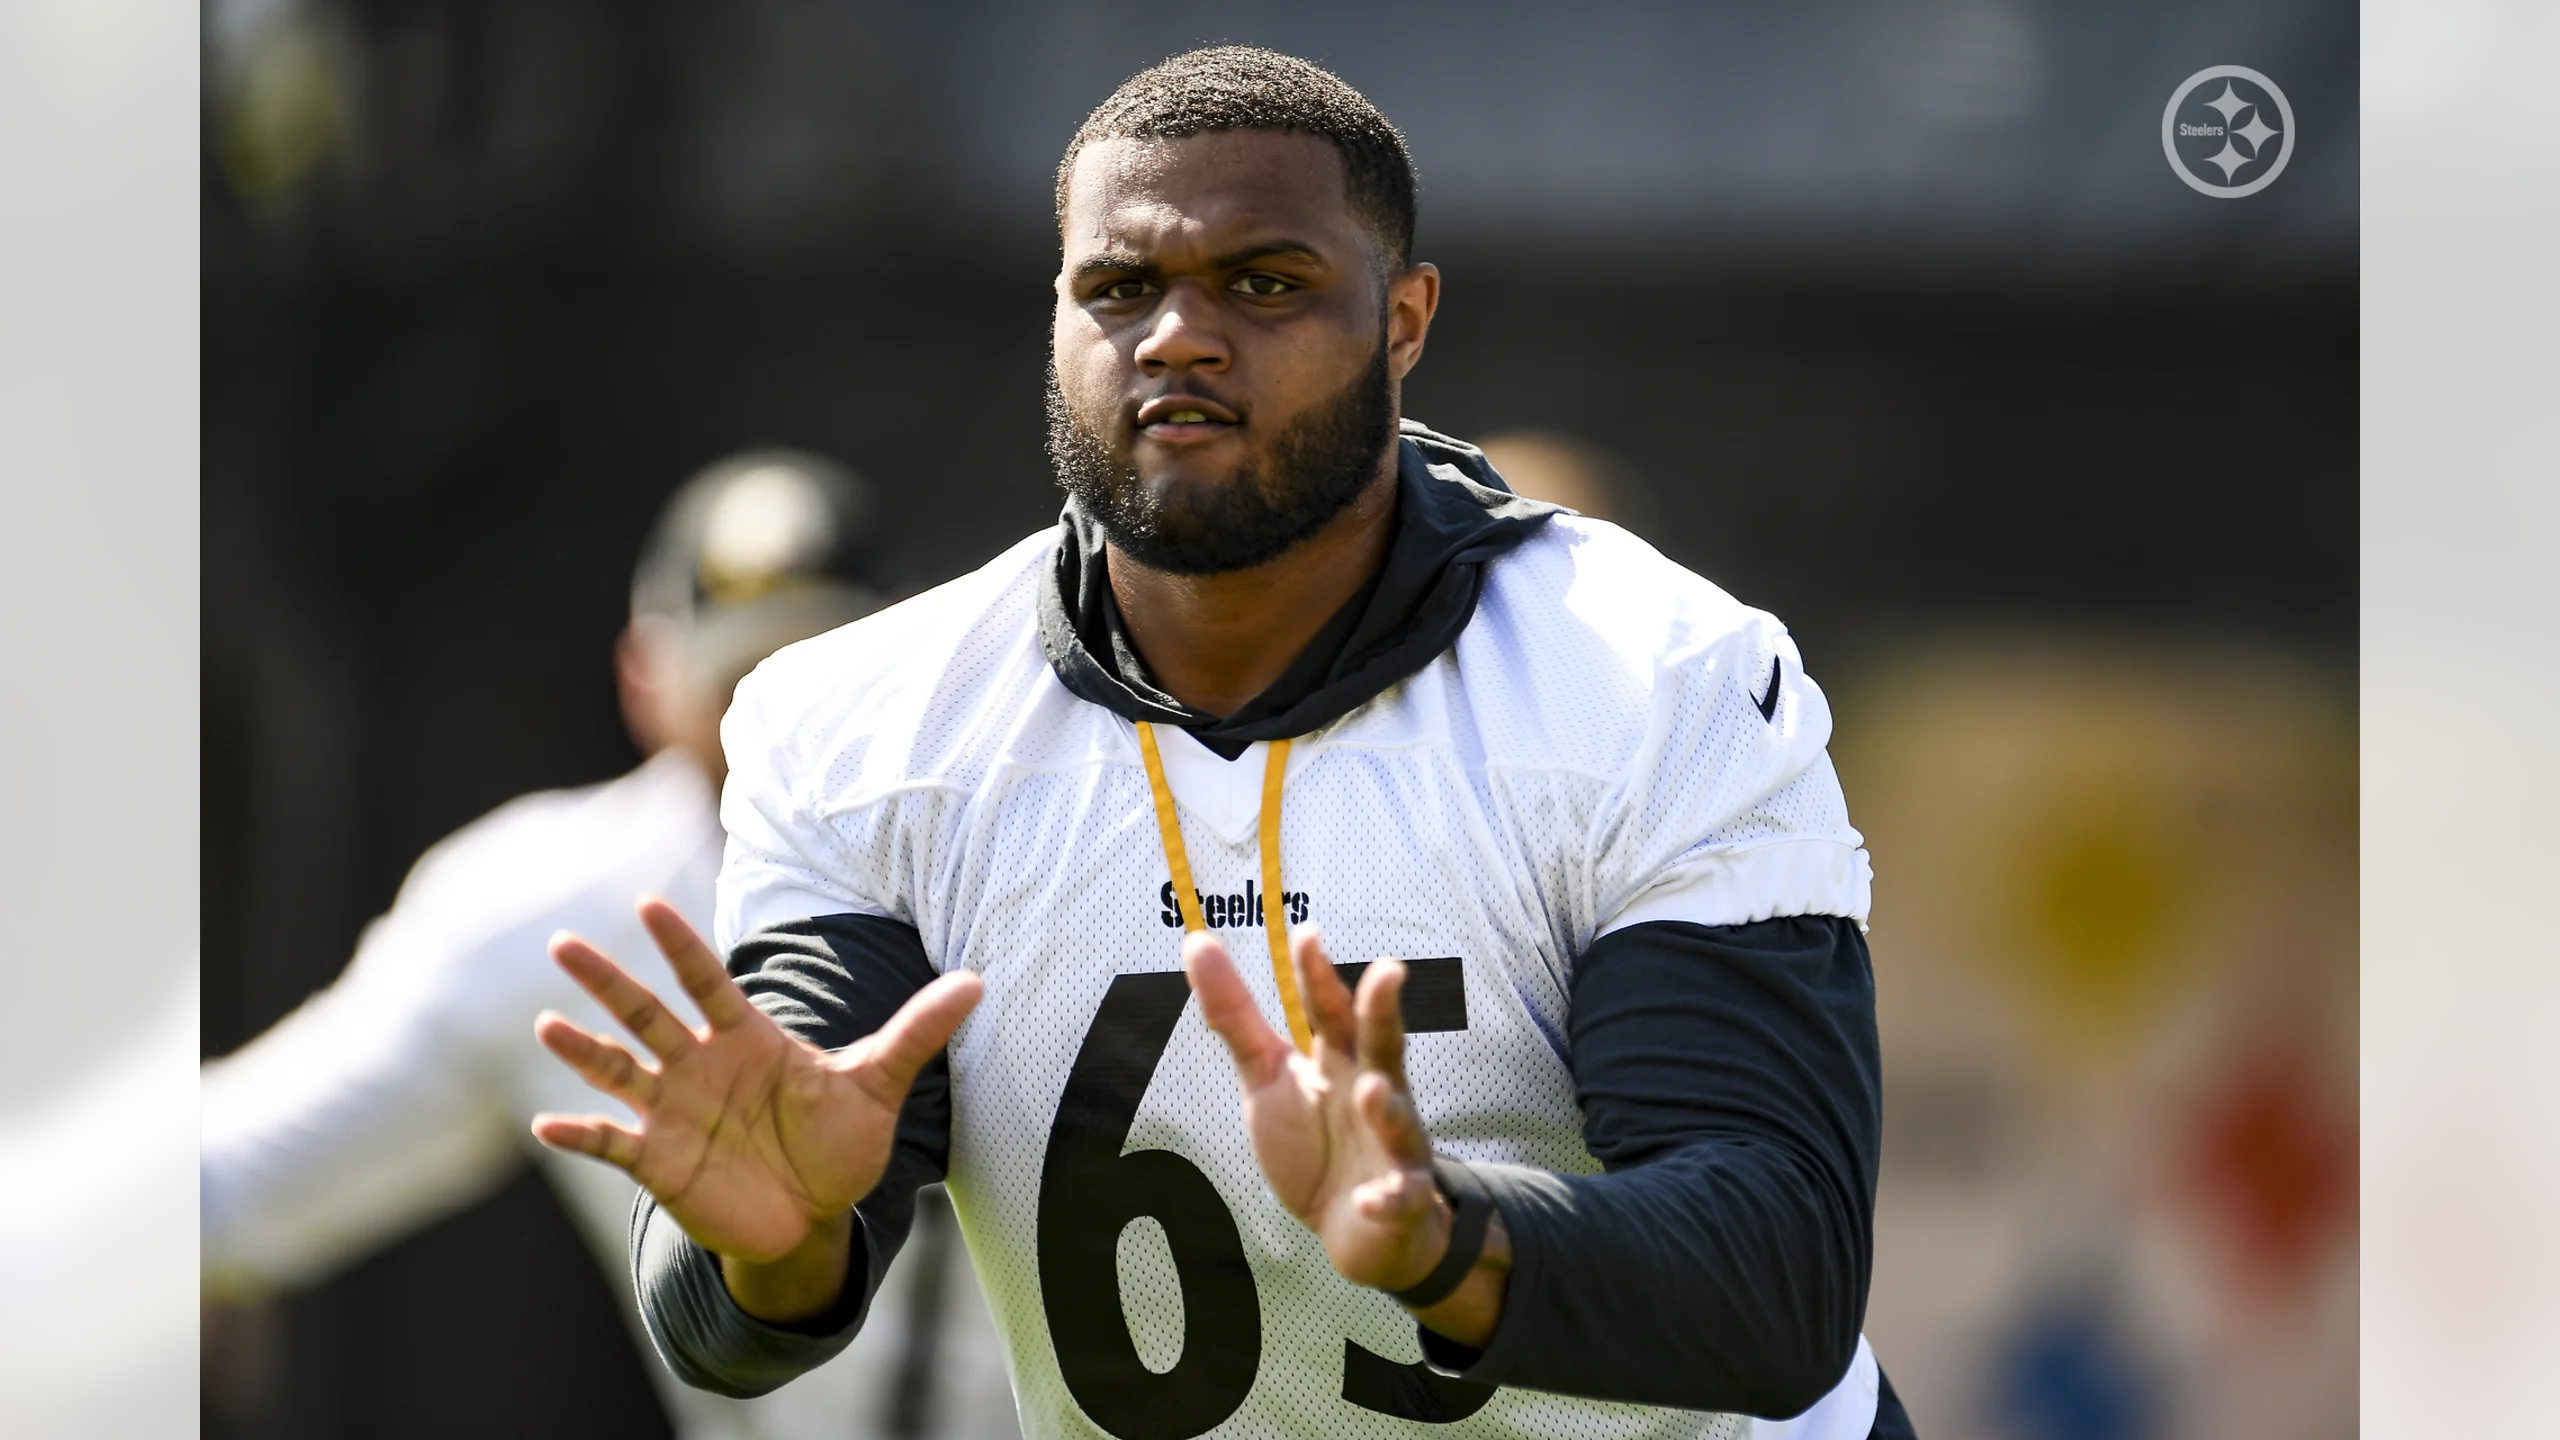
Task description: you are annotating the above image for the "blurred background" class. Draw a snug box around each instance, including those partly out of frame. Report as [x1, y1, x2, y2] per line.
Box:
[2360, 3, 2560, 1437]
[198, 2, 2356, 1437]
[0, 2, 196, 1435]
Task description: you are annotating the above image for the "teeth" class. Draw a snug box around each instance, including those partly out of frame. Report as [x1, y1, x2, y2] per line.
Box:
[1166, 410, 1209, 423]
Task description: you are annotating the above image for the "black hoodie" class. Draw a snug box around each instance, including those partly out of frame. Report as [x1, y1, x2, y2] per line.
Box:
[629, 421, 1915, 1437]
[1039, 421, 1559, 753]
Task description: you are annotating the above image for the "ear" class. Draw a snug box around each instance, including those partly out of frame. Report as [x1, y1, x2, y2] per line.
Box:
[616, 620, 669, 755]
[1385, 261, 1440, 384]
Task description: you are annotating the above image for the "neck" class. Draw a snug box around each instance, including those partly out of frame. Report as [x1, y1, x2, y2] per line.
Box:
[1107, 459, 1400, 720]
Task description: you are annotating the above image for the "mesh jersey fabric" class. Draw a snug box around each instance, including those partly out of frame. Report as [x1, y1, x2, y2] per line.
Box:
[200, 750, 1015, 1440]
[707, 511, 1874, 1440]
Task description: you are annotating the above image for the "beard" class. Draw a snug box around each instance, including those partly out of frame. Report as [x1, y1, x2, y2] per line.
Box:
[1047, 333, 1395, 576]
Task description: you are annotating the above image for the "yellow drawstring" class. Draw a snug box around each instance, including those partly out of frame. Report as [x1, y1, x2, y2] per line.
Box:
[1136, 721, 1309, 1052]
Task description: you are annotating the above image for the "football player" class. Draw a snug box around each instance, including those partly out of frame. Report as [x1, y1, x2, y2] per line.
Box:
[534, 48, 1914, 1440]
[203, 451, 1017, 1439]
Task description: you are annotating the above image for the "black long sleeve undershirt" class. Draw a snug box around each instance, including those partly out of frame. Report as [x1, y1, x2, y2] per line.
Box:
[630, 913, 1912, 1436]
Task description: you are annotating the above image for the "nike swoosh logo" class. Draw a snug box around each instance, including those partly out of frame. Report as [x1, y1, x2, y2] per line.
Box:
[1755, 654, 1782, 722]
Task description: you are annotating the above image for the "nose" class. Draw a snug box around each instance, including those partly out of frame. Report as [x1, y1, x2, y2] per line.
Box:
[1131, 282, 1231, 376]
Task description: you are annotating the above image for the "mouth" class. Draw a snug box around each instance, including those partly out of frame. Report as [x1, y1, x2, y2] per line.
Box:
[1135, 393, 1241, 444]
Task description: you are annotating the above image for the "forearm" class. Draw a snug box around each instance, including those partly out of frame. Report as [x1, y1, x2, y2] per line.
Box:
[634, 1195, 875, 1398]
[1419, 916, 1881, 1416]
[1401, 1198, 1511, 1347]
[1437, 1145, 1865, 1415]
[202, 982, 519, 1290]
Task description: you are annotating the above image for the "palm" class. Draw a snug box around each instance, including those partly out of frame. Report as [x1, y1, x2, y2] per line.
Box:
[622, 1021, 890, 1262]
[531, 899, 980, 1266]
[1243, 1043, 1422, 1277]
[1189, 929, 1443, 1292]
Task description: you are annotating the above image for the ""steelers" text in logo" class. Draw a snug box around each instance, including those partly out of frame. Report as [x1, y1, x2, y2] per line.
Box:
[2161, 65, 2294, 199]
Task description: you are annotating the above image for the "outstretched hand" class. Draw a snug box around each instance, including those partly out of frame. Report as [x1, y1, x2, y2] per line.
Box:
[1183, 927, 1465, 1300]
[530, 898, 981, 1289]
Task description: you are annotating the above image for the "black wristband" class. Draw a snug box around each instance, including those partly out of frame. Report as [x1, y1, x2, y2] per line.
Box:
[1390, 1159, 1493, 1310]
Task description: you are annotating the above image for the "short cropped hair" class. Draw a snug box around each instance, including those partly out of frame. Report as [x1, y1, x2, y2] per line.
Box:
[1055, 46, 1418, 268]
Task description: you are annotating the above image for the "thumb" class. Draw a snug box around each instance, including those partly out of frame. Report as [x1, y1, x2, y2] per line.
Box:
[1185, 929, 1294, 1090]
[840, 971, 983, 1104]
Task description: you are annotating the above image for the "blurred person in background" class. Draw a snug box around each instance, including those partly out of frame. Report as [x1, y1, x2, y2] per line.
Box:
[202, 450, 1019, 1440]
[1472, 431, 1652, 534]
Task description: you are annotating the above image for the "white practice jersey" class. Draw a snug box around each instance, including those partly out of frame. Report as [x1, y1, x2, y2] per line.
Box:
[714, 514, 1880, 1440]
[201, 749, 1020, 1440]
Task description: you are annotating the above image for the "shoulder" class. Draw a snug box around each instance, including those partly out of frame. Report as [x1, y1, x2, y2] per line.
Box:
[723, 529, 1072, 814]
[1481, 515, 1771, 663]
[367, 754, 721, 985]
[1458, 516, 1804, 770]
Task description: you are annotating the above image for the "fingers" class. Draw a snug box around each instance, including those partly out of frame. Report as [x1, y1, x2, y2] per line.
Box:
[1292, 927, 1356, 1059]
[1183, 930, 1294, 1090]
[1352, 958, 1410, 1093]
[841, 971, 984, 1106]
[637, 896, 760, 1032]
[535, 1011, 662, 1110]
[1354, 1068, 1435, 1168]
[529, 1113, 645, 1172]
[551, 932, 699, 1061]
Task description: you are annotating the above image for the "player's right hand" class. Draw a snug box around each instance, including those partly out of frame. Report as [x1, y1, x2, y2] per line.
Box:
[529, 897, 982, 1268]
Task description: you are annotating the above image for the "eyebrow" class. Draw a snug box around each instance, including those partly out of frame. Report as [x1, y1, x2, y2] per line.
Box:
[1068, 239, 1333, 286]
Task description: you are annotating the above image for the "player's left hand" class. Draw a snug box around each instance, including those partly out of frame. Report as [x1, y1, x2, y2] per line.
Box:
[1184, 928, 1454, 1297]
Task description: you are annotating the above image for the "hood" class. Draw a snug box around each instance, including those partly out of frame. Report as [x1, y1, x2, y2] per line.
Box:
[1037, 419, 1560, 754]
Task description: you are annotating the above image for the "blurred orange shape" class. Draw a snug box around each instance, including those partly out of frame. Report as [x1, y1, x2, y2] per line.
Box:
[2173, 1044, 2356, 1308]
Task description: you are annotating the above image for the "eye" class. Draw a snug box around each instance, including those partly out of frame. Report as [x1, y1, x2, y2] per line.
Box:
[1101, 278, 1155, 301]
[1232, 273, 1295, 296]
